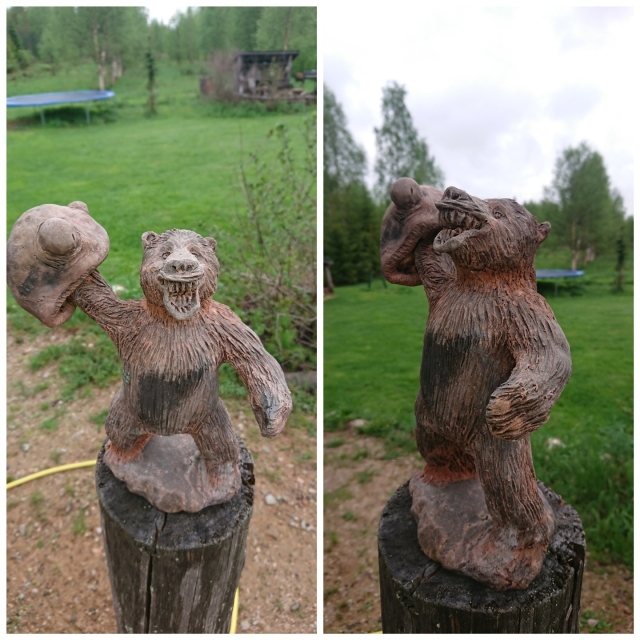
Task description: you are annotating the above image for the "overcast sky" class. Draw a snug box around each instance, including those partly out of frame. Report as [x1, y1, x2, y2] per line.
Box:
[325, 6, 634, 215]
[145, 5, 186, 26]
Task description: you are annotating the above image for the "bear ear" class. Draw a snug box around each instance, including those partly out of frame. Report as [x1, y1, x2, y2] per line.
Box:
[537, 222, 551, 245]
[68, 201, 89, 215]
[141, 231, 159, 249]
[204, 237, 217, 252]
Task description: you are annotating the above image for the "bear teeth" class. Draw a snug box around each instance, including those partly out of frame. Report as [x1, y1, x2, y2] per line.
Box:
[166, 280, 196, 295]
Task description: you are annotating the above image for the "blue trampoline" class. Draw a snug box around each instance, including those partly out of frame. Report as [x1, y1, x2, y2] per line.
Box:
[7, 90, 115, 125]
[536, 269, 584, 295]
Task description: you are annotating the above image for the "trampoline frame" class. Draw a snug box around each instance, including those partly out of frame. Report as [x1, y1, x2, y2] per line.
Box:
[536, 269, 585, 296]
[7, 90, 116, 125]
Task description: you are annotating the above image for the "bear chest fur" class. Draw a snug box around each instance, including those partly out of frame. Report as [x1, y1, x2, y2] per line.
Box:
[118, 315, 220, 435]
[420, 286, 515, 443]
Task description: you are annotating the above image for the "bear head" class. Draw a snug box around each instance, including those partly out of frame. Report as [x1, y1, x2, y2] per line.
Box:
[433, 186, 550, 273]
[139, 228, 219, 320]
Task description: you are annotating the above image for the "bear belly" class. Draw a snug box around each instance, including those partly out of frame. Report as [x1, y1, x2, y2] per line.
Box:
[420, 329, 514, 444]
[123, 364, 219, 436]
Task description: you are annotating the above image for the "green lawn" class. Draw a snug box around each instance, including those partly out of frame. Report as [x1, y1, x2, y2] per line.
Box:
[7, 60, 313, 298]
[7, 60, 316, 422]
[324, 266, 633, 565]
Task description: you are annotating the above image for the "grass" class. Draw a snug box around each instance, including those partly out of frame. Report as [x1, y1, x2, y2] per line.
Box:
[7, 60, 313, 292]
[324, 257, 633, 566]
[29, 327, 121, 400]
[38, 416, 59, 432]
[72, 509, 87, 535]
[7, 59, 315, 400]
[324, 486, 354, 511]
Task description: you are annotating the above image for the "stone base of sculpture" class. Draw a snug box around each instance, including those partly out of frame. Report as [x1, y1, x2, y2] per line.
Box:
[105, 434, 242, 513]
[409, 471, 555, 591]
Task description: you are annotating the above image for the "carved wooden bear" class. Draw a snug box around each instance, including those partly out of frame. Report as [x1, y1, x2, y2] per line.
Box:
[380, 179, 571, 590]
[7, 203, 292, 509]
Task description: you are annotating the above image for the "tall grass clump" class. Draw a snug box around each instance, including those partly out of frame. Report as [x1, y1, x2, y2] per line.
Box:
[212, 114, 317, 371]
[532, 422, 632, 565]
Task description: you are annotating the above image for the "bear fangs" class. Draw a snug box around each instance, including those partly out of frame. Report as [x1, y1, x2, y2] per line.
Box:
[158, 276, 202, 320]
[433, 212, 487, 255]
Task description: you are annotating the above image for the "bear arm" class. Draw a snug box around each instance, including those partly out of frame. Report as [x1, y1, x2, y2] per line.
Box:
[380, 196, 443, 287]
[486, 334, 571, 441]
[213, 306, 292, 438]
[71, 269, 137, 342]
[414, 241, 456, 306]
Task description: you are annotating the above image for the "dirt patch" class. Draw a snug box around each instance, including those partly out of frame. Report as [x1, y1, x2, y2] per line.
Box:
[323, 429, 633, 634]
[6, 327, 316, 634]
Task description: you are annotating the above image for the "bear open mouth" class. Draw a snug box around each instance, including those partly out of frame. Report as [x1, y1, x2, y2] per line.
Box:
[433, 207, 488, 255]
[158, 276, 202, 320]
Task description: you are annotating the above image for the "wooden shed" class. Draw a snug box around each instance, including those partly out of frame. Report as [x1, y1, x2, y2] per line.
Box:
[234, 50, 299, 97]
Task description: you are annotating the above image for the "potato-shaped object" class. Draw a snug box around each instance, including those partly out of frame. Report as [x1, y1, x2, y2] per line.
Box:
[7, 202, 109, 327]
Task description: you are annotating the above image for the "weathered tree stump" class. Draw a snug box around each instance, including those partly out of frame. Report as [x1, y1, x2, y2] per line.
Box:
[96, 437, 254, 634]
[378, 481, 585, 633]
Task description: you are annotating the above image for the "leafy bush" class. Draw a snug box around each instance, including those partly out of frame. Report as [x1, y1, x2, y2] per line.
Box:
[213, 114, 317, 370]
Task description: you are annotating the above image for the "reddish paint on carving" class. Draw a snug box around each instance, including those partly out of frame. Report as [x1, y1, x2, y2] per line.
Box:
[7, 204, 292, 509]
[381, 180, 571, 590]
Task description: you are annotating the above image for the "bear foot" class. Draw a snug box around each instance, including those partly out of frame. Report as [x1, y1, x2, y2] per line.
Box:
[409, 471, 555, 591]
[105, 434, 242, 513]
[104, 435, 152, 465]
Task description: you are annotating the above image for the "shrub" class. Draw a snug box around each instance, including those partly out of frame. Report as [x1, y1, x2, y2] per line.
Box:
[213, 114, 317, 370]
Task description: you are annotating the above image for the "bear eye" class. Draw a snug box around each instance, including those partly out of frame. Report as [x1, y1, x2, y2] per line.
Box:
[493, 210, 504, 219]
[191, 250, 202, 258]
[161, 251, 171, 259]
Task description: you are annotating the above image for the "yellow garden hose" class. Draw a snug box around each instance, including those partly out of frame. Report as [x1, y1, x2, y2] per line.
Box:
[7, 460, 242, 631]
[6, 459, 97, 489]
[230, 587, 240, 634]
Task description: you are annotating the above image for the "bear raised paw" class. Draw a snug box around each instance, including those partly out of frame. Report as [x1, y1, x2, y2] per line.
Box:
[381, 180, 571, 590]
[7, 203, 292, 513]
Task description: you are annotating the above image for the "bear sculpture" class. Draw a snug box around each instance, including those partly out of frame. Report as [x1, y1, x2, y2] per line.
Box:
[7, 202, 292, 512]
[380, 179, 571, 590]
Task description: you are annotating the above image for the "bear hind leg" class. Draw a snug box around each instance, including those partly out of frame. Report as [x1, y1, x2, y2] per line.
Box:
[415, 391, 477, 485]
[190, 400, 241, 495]
[474, 426, 554, 546]
[104, 387, 151, 463]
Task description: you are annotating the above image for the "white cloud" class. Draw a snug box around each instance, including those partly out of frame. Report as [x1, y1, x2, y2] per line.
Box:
[324, 6, 634, 213]
[145, 5, 188, 26]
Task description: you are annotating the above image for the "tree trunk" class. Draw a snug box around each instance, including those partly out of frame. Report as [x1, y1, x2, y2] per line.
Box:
[584, 246, 596, 266]
[110, 56, 122, 84]
[283, 7, 293, 50]
[93, 26, 106, 91]
[571, 250, 580, 271]
[378, 481, 585, 633]
[96, 438, 254, 633]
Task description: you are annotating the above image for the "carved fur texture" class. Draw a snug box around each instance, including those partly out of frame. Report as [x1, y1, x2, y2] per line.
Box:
[70, 228, 292, 494]
[381, 180, 571, 589]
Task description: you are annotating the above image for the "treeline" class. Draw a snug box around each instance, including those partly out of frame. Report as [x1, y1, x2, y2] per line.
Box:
[324, 83, 443, 286]
[525, 143, 632, 270]
[150, 7, 316, 73]
[7, 7, 317, 85]
[324, 83, 632, 286]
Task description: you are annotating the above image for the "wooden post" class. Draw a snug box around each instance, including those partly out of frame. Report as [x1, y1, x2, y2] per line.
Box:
[96, 438, 254, 634]
[378, 481, 585, 634]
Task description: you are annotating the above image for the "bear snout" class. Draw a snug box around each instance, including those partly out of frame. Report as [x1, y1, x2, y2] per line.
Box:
[442, 186, 470, 202]
[163, 249, 203, 278]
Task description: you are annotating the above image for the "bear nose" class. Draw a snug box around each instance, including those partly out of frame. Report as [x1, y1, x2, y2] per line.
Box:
[165, 252, 200, 276]
[443, 186, 470, 202]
